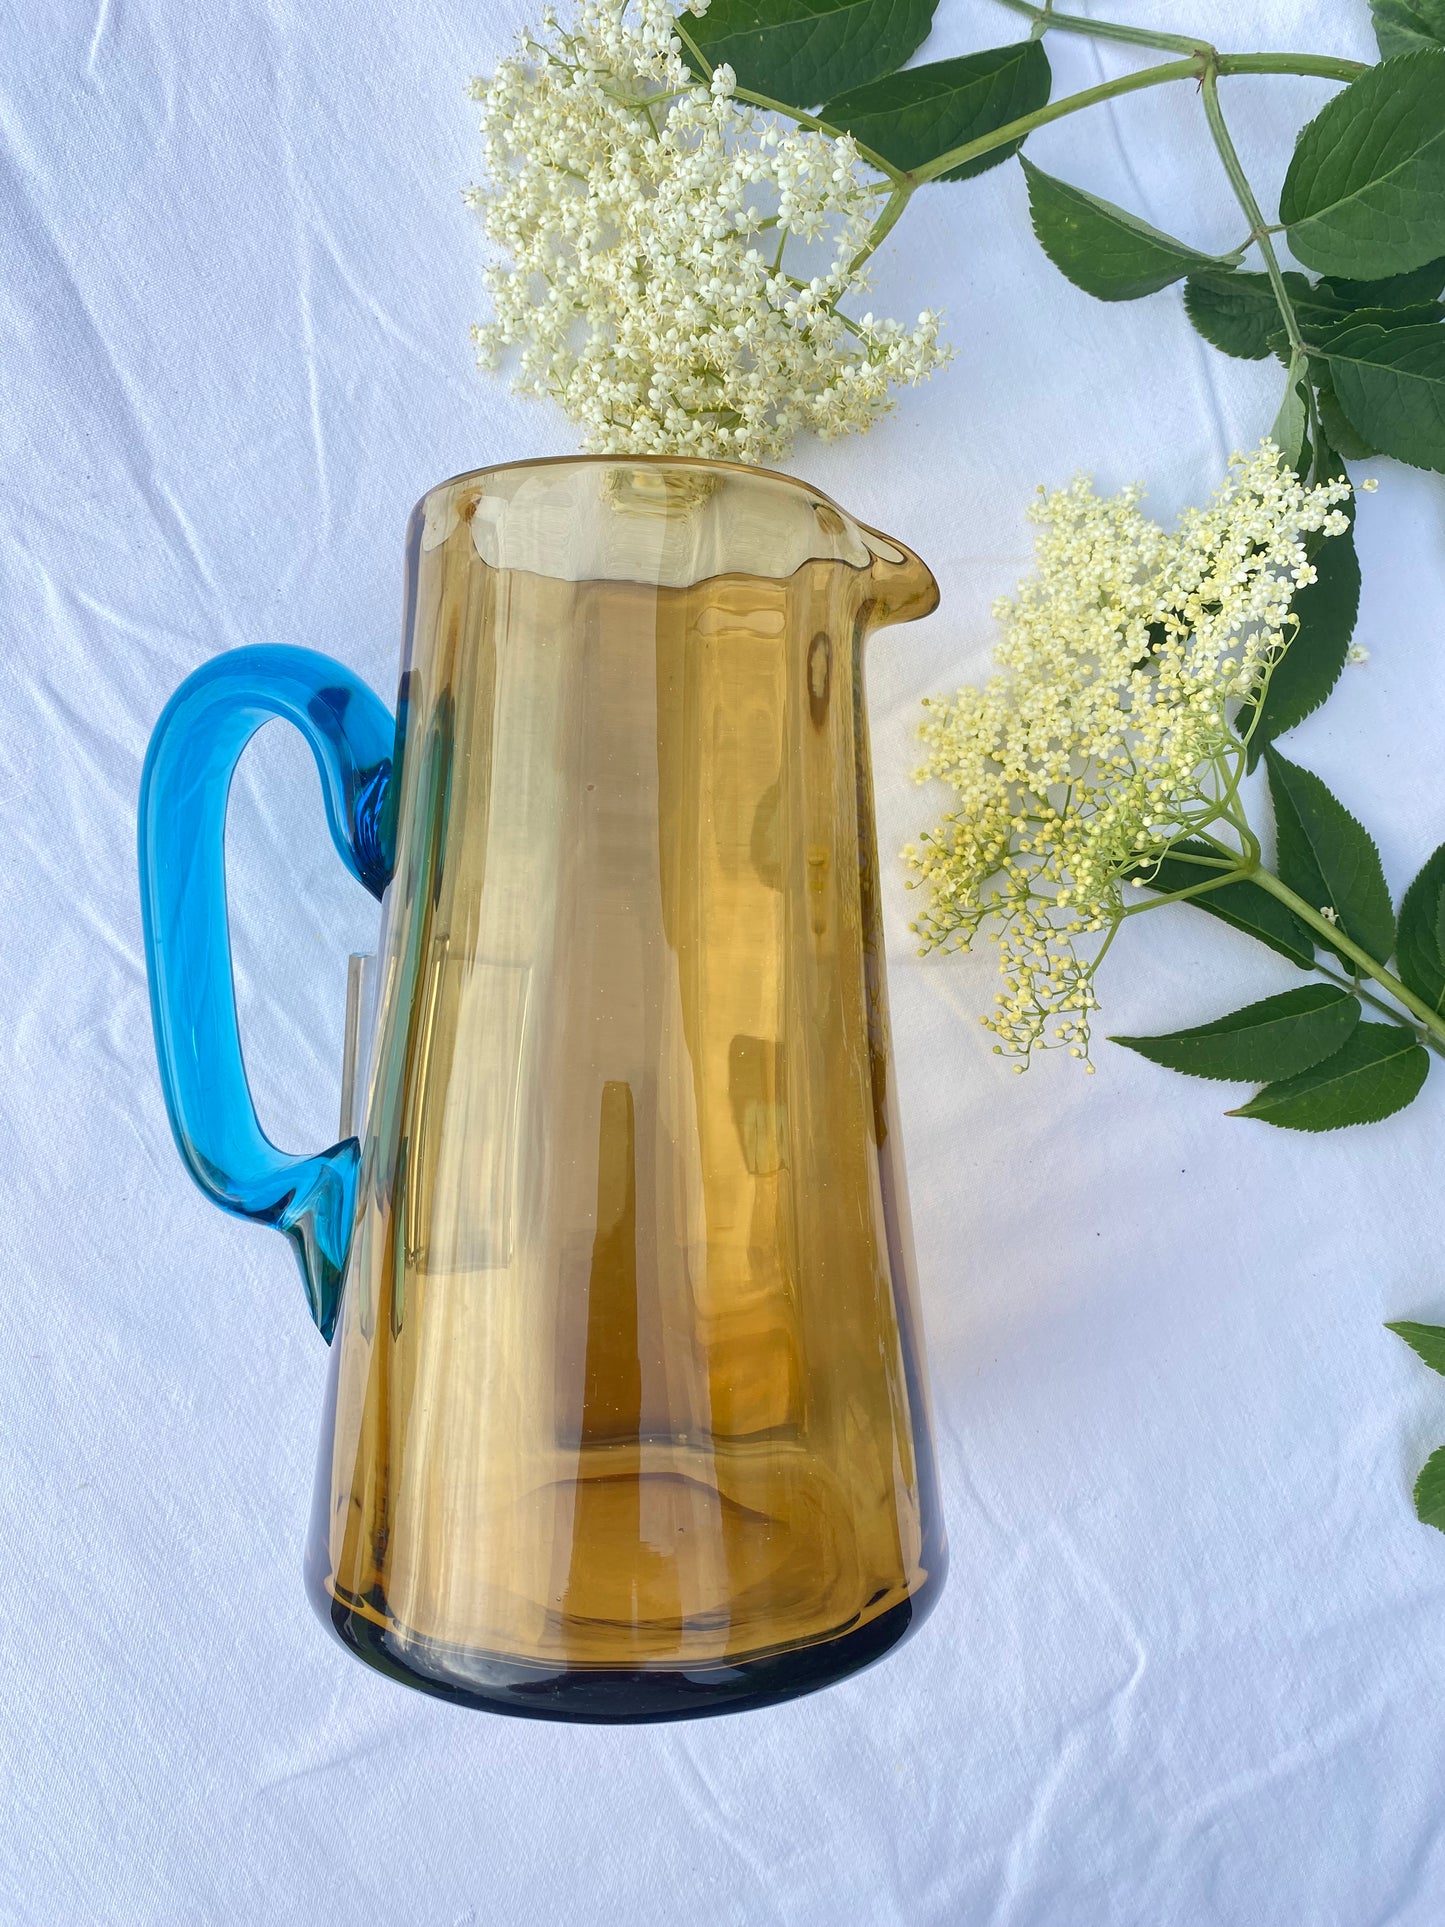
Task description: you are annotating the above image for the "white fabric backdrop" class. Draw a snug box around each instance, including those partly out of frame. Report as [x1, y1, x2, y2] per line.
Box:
[6, 1, 1445, 1920]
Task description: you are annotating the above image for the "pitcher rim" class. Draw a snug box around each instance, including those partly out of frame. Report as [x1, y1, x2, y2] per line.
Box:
[410, 453, 938, 619]
[417, 452, 869, 536]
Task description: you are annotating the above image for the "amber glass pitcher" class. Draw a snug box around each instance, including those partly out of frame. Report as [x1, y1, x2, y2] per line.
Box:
[139, 456, 946, 1722]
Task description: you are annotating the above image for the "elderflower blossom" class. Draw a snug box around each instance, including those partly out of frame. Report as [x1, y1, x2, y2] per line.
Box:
[904, 441, 1352, 1065]
[466, 0, 949, 462]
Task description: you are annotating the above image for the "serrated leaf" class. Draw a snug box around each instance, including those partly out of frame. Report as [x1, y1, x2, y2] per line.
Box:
[1320, 256, 1445, 308]
[1309, 421, 1350, 490]
[1316, 372, 1380, 460]
[821, 41, 1050, 181]
[1183, 269, 1313, 361]
[1324, 300, 1445, 332]
[1396, 841, 1445, 1012]
[1243, 508, 1360, 765]
[1320, 317, 1445, 472]
[1412, 1443, 1445, 1530]
[1184, 263, 1444, 372]
[1372, 0, 1445, 57]
[1228, 1022, 1429, 1129]
[1020, 157, 1235, 303]
[1265, 748, 1396, 965]
[1280, 52, 1445, 279]
[1271, 354, 1312, 474]
[1386, 1319, 1445, 1375]
[1132, 841, 1315, 967]
[683, 0, 935, 109]
[1111, 985, 1360, 1083]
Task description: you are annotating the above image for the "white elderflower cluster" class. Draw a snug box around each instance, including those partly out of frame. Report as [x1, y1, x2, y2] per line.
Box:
[466, 0, 948, 462]
[905, 441, 1352, 1064]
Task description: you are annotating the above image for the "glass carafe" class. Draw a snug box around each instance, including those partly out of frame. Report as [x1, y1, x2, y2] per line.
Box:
[139, 457, 946, 1721]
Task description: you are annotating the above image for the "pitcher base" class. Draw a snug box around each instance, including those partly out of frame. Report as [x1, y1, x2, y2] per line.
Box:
[315, 1566, 945, 1724]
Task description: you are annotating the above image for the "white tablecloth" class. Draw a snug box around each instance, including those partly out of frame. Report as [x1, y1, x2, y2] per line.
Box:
[7, 2, 1445, 1920]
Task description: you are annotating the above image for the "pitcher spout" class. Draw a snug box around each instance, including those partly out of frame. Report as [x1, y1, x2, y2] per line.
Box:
[859, 523, 940, 628]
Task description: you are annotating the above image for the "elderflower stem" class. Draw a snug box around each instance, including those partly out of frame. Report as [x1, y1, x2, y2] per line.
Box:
[911, 56, 1201, 183]
[1247, 868, 1445, 1048]
[1122, 837, 1445, 1052]
[1198, 66, 1306, 363]
[1118, 864, 1252, 915]
[995, 0, 1367, 81]
[683, 14, 1361, 208]
[737, 90, 909, 185]
[1215, 52, 1366, 81]
[911, 50, 1364, 187]
[995, 0, 1213, 56]
[851, 180, 915, 273]
[672, 21, 909, 182]
[1312, 960, 1445, 1047]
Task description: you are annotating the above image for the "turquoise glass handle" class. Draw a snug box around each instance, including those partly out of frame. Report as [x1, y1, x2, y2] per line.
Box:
[138, 645, 395, 1342]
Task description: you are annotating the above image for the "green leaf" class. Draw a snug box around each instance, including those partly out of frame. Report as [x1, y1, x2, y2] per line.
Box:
[1132, 841, 1315, 968]
[1271, 354, 1312, 474]
[1316, 371, 1380, 460]
[1308, 422, 1350, 491]
[821, 41, 1050, 181]
[1372, 0, 1445, 58]
[1111, 985, 1360, 1083]
[1188, 276, 1351, 365]
[1320, 300, 1445, 332]
[1183, 263, 1445, 368]
[1396, 842, 1445, 1012]
[1183, 269, 1311, 361]
[1320, 256, 1445, 308]
[1320, 316, 1445, 472]
[683, 0, 935, 108]
[1020, 156, 1235, 303]
[1386, 1319, 1445, 1375]
[1243, 507, 1360, 766]
[1265, 748, 1396, 965]
[1280, 52, 1445, 279]
[1412, 1444, 1445, 1530]
[1295, 309, 1435, 360]
[1228, 1022, 1429, 1129]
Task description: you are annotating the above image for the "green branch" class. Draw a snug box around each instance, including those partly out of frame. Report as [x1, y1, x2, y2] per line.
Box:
[1248, 868, 1445, 1049]
[1199, 65, 1306, 362]
[995, 0, 1366, 80]
[850, 180, 914, 273]
[908, 50, 1361, 189]
[1117, 830, 1445, 1052]
[1312, 959, 1444, 1045]
[994, 0, 1215, 55]
[1216, 52, 1367, 81]
[1135, 848, 1239, 870]
[682, 11, 1362, 210]
[673, 19, 713, 76]
[910, 56, 1204, 185]
[674, 20, 908, 182]
[739, 92, 908, 184]
[1118, 866, 1253, 915]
